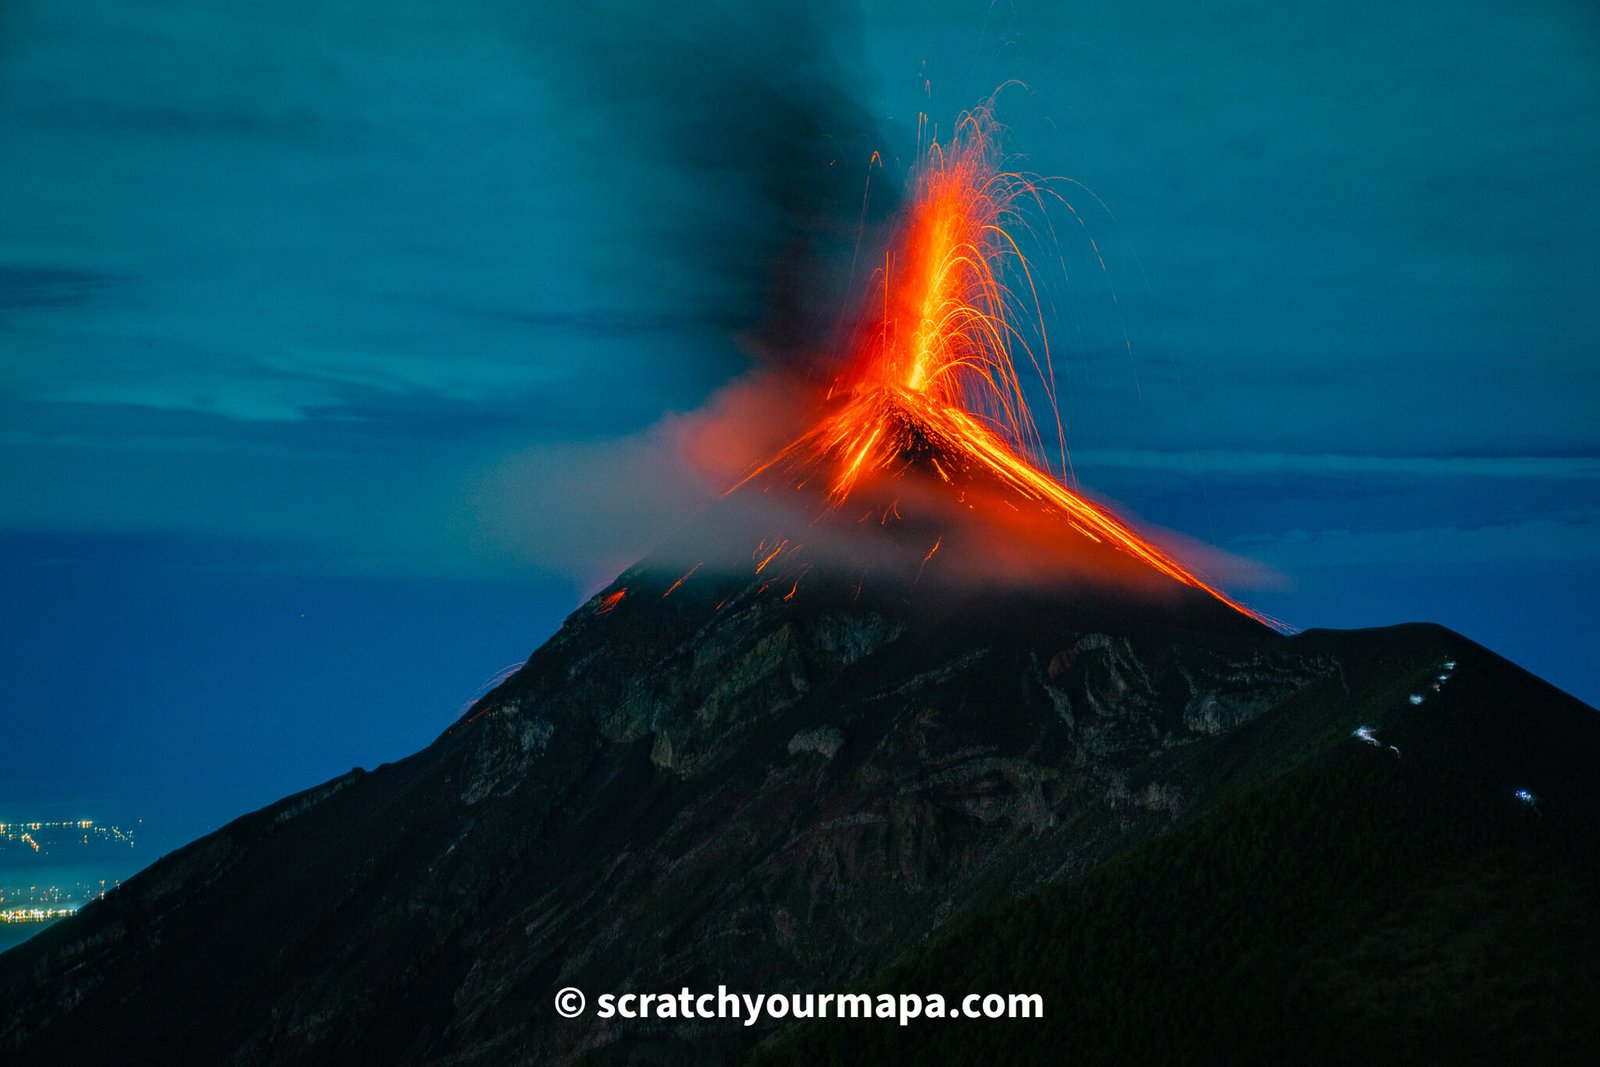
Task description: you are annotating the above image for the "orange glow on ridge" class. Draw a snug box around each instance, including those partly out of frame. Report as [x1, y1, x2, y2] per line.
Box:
[736, 101, 1280, 630]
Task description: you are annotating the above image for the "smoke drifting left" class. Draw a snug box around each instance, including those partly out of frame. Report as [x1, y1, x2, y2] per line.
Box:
[473, 372, 819, 589]
[477, 1, 909, 586]
[520, 0, 899, 370]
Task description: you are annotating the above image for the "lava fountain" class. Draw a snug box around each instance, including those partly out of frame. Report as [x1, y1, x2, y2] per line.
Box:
[736, 102, 1281, 630]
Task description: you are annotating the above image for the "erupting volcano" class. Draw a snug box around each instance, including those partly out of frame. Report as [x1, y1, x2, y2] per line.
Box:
[8, 84, 1599, 1067]
[737, 104, 1280, 629]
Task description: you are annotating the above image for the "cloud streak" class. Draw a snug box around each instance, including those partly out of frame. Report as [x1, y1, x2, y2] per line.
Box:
[1073, 448, 1600, 480]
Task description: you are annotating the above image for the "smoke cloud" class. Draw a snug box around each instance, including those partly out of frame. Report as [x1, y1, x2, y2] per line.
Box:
[516, 0, 902, 370]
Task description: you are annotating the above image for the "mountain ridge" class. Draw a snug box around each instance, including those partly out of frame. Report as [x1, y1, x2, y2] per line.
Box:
[2, 485, 1593, 1063]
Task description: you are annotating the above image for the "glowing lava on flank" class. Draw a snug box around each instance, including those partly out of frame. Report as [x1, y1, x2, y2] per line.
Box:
[741, 102, 1281, 630]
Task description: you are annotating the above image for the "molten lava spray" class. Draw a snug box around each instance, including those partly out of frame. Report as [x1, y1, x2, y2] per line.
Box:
[740, 102, 1280, 630]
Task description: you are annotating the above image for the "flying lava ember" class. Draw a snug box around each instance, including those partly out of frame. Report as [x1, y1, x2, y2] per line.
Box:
[738, 102, 1281, 630]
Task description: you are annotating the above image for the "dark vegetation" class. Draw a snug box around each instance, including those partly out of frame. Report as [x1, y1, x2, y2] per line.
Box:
[756, 629, 1600, 1065]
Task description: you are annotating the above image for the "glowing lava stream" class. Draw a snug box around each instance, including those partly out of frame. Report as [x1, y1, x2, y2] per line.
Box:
[738, 101, 1282, 631]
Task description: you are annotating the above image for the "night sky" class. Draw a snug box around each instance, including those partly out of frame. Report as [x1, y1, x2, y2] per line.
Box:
[3, 0, 1596, 856]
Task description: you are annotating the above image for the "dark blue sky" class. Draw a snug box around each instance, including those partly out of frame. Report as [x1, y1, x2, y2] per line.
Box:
[3, 0, 1596, 854]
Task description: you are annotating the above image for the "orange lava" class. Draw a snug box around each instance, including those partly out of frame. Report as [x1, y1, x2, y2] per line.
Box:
[663, 563, 703, 598]
[739, 102, 1279, 630]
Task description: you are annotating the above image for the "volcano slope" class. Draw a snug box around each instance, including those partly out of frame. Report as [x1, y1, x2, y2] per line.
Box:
[2, 479, 1597, 1066]
[757, 621, 1600, 1066]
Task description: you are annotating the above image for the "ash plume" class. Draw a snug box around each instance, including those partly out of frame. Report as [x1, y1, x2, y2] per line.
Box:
[518, 0, 901, 370]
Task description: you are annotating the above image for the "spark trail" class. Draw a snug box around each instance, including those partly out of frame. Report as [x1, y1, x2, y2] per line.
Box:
[738, 101, 1280, 629]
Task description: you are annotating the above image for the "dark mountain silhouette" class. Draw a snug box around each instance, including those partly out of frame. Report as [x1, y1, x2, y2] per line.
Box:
[758, 625, 1600, 1065]
[3, 456, 1596, 1065]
